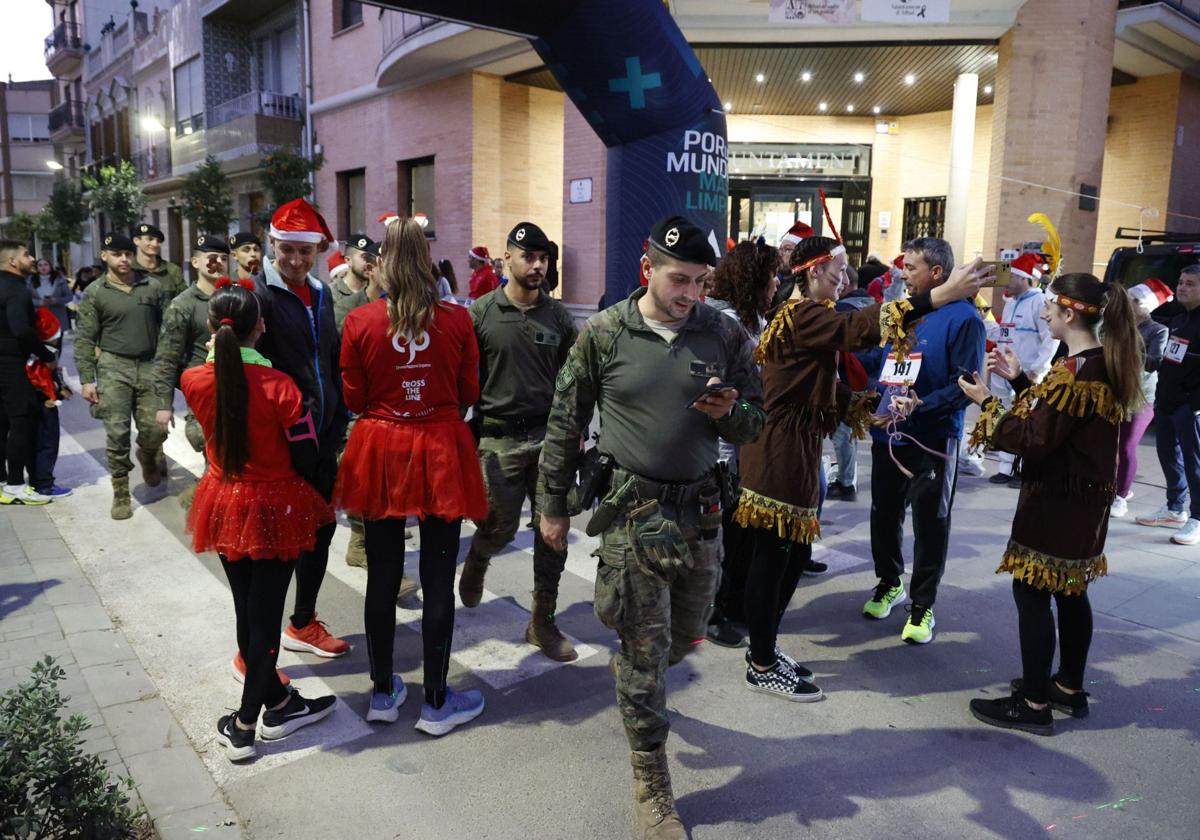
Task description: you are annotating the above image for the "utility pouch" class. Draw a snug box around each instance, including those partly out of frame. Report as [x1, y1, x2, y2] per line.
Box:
[698, 485, 722, 540]
[627, 498, 693, 581]
[585, 474, 638, 537]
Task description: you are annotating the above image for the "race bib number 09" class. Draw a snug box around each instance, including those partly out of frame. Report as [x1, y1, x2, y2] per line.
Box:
[879, 352, 923, 386]
[1165, 336, 1189, 365]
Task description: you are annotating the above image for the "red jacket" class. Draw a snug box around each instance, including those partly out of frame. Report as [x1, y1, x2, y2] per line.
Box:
[469, 264, 499, 299]
[340, 299, 479, 422]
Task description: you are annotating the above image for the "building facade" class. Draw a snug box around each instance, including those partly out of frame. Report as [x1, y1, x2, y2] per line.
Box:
[0, 80, 58, 235]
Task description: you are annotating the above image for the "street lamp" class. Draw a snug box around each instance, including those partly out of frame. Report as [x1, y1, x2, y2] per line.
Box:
[45, 160, 64, 171]
[140, 115, 165, 133]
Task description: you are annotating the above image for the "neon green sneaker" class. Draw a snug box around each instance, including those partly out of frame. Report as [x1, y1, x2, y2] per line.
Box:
[863, 581, 906, 619]
[901, 605, 936, 644]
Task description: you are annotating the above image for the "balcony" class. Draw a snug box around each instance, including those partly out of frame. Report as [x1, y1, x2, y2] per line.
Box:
[81, 155, 119, 183]
[83, 13, 146, 82]
[375, 11, 530, 89]
[131, 145, 172, 183]
[1115, 0, 1200, 76]
[45, 21, 84, 76]
[48, 101, 86, 142]
[173, 91, 302, 174]
[208, 91, 303, 128]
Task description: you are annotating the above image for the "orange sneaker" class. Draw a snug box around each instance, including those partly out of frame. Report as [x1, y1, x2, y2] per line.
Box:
[282, 617, 350, 658]
[230, 652, 291, 687]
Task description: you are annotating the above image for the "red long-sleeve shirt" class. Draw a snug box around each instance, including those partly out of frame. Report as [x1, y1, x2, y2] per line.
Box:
[340, 299, 479, 422]
[469, 265, 499, 299]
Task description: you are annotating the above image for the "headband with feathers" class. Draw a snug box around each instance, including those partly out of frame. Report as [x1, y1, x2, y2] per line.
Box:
[1027, 212, 1062, 279]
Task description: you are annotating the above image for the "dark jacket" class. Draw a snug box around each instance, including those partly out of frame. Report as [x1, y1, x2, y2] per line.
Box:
[1154, 306, 1200, 415]
[1, 270, 53, 361]
[253, 261, 346, 436]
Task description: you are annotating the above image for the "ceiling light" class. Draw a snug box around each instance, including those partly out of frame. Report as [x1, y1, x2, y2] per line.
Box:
[872, 105, 881, 114]
[983, 85, 993, 94]
[853, 71, 864, 83]
[723, 101, 732, 111]
[818, 102, 827, 112]
[800, 71, 812, 82]
[45, 160, 63, 171]
[755, 72, 764, 83]
[904, 73, 916, 86]
[846, 104, 855, 113]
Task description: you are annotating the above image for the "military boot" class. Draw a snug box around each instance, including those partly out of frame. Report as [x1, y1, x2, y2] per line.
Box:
[178, 481, 197, 512]
[345, 521, 367, 568]
[458, 550, 489, 608]
[137, 448, 163, 487]
[525, 592, 577, 662]
[630, 746, 687, 840]
[397, 575, 419, 600]
[111, 476, 132, 521]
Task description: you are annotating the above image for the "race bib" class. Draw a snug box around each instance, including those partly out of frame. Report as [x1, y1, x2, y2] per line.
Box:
[997, 322, 1015, 344]
[879, 352, 923, 386]
[1165, 335, 1189, 364]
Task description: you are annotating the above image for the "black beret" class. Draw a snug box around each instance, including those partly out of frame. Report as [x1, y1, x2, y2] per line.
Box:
[648, 216, 718, 266]
[101, 233, 136, 253]
[194, 234, 230, 254]
[506, 221, 552, 253]
[230, 232, 260, 249]
[346, 233, 375, 254]
[132, 223, 164, 241]
[362, 240, 381, 258]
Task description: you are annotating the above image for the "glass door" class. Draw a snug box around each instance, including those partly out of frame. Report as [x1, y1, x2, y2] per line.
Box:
[750, 190, 816, 245]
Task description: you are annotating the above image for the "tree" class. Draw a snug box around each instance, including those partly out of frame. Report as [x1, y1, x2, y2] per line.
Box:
[82, 159, 147, 233]
[258, 149, 323, 218]
[0, 211, 39, 243]
[180, 154, 233, 235]
[37, 178, 88, 271]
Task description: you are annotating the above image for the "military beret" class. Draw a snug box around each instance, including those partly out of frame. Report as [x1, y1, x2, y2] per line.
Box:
[506, 221, 552, 253]
[230, 232, 260, 249]
[194, 234, 230, 254]
[101, 233, 136, 253]
[346, 233, 376, 254]
[648, 216, 718, 267]
[132, 223, 164, 241]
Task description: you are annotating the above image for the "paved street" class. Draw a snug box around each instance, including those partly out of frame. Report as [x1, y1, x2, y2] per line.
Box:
[2, 361, 1198, 839]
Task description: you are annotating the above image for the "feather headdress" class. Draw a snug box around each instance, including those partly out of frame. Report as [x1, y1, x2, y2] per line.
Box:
[1027, 212, 1062, 279]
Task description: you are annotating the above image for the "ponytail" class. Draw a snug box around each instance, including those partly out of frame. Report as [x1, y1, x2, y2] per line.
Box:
[1099, 282, 1145, 416]
[207, 284, 259, 476]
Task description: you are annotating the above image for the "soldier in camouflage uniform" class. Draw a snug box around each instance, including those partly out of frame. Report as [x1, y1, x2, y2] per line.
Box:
[459, 221, 579, 661]
[76, 233, 173, 519]
[132, 223, 186, 299]
[152, 235, 230, 508]
[331, 234, 374, 334]
[230, 232, 262, 282]
[539, 217, 764, 840]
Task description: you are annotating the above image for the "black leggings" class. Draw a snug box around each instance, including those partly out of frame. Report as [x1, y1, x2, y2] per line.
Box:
[743, 528, 811, 667]
[290, 432, 341, 629]
[364, 516, 461, 708]
[220, 556, 296, 725]
[0, 356, 37, 487]
[1012, 579, 1093, 703]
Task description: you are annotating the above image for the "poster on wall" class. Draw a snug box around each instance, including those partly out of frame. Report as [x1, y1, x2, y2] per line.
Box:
[860, 0, 952, 24]
[768, 0, 856, 25]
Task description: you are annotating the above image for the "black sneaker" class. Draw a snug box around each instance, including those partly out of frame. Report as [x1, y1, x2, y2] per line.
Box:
[1009, 677, 1090, 718]
[801, 558, 830, 576]
[706, 620, 747, 648]
[988, 472, 1013, 485]
[745, 646, 814, 682]
[825, 483, 857, 502]
[745, 660, 823, 702]
[969, 694, 1053, 735]
[216, 714, 256, 762]
[259, 690, 337, 740]
[1007, 475, 1022, 489]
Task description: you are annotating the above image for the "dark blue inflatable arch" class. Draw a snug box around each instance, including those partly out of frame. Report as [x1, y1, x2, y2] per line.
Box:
[369, 1, 728, 304]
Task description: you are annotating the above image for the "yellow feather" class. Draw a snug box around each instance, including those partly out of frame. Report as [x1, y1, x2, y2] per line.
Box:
[1027, 212, 1062, 277]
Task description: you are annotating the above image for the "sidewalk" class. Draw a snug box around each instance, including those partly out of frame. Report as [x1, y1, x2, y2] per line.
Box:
[0, 504, 240, 839]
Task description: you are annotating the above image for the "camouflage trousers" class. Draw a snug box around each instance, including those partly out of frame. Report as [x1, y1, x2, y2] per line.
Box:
[90, 351, 167, 478]
[593, 499, 722, 752]
[471, 432, 567, 598]
[184, 410, 205, 453]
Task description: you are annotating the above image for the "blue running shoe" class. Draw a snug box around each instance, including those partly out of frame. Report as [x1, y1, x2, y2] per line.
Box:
[413, 688, 485, 737]
[35, 484, 73, 498]
[366, 675, 407, 723]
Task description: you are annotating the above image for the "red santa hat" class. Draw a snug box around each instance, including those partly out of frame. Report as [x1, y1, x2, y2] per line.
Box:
[269, 198, 333, 244]
[779, 221, 814, 248]
[469, 245, 490, 262]
[1128, 277, 1174, 309]
[327, 251, 349, 279]
[1010, 252, 1046, 282]
[34, 308, 61, 344]
[378, 212, 401, 227]
[892, 253, 905, 271]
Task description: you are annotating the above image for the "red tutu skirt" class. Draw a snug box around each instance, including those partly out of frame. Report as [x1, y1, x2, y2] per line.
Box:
[334, 416, 488, 522]
[187, 473, 334, 561]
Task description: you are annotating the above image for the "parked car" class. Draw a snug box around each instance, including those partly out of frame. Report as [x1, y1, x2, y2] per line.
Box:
[1103, 227, 1200, 323]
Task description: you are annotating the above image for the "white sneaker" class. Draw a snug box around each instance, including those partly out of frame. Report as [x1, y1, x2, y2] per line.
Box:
[1136, 505, 1188, 528]
[958, 459, 986, 478]
[1110, 495, 1129, 518]
[0, 484, 52, 506]
[1171, 518, 1200, 545]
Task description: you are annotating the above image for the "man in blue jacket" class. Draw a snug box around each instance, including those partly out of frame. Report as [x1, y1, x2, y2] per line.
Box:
[863, 237, 985, 645]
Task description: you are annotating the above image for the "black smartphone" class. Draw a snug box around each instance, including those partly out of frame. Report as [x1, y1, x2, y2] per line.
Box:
[685, 382, 733, 408]
[956, 367, 976, 384]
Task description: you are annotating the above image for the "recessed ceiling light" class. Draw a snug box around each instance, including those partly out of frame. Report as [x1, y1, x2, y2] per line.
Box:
[853, 72, 864, 83]
[872, 105, 881, 114]
[818, 102, 828, 112]
[723, 101, 732, 111]
[846, 104, 855, 113]
[904, 73, 916, 86]
[801, 71, 812, 82]
[983, 84, 993, 94]
[755, 72, 764, 83]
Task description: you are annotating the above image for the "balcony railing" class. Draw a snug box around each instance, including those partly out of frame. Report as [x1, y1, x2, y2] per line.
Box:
[48, 101, 86, 134]
[1119, 0, 1200, 23]
[82, 155, 118, 183]
[44, 21, 83, 61]
[381, 11, 440, 54]
[208, 91, 304, 129]
[131, 145, 172, 182]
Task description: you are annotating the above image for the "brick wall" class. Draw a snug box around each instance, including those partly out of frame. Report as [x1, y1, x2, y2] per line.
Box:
[1167, 73, 1200, 239]
[561, 100, 607, 307]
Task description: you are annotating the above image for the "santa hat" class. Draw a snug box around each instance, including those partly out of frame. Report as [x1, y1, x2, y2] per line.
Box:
[378, 212, 401, 227]
[892, 254, 905, 271]
[779, 221, 814, 248]
[34, 308, 61, 344]
[1129, 277, 1174, 309]
[412, 212, 428, 229]
[1010, 252, 1046, 282]
[469, 245, 490, 262]
[327, 251, 350, 279]
[269, 198, 333, 244]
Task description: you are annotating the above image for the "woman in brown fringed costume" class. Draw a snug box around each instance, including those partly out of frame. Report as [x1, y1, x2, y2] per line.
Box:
[959, 271, 1144, 735]
[733, 232, 991, 702]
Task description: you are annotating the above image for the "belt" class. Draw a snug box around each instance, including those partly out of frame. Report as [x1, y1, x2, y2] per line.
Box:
[614, 466, 714, 507]
[479, 414, 548, 438]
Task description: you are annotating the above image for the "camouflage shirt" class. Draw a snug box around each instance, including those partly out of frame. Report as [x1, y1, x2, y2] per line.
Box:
[539, 287, 765, 517]
[139, 258, 186, 300]
[151, 282, 213, 409]
[74, 273, 172, 383]
[331, 277, 368, 334]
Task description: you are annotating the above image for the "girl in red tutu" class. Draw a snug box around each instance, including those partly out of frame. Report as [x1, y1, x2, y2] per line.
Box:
[335, 217, 488, 736]
[182, 281, 337, 761]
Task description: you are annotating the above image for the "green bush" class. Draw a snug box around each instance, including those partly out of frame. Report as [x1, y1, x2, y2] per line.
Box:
[0, 656, 146, 839]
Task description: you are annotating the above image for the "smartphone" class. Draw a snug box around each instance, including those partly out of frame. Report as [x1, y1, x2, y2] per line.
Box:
[956, 367, 976, 384]
[980, 260, 1012, 288]
[685, 382, 733, 408]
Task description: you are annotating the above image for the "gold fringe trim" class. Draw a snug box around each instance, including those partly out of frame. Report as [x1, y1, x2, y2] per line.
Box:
[733, 488, 821, 544]
[995, 539, 1107, 596]
[967, 396, 1007, 452]
[879, 299, 916, 359]
[756, 298, 835, 365]
[846, 392, 874, 441]
[1009, 361, 1124, 425]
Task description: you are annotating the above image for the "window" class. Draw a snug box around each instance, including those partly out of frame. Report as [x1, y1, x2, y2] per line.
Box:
[173, 57, 204, 135]
[338, 169, 366, 238]
[902, 196, 946, 242]
[11, 175, 53, 202]
[399, 156, 435, 238]
[257, 25, 299, 97]
[7, 114, 50, 143]
[336, 0, 364, 32]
